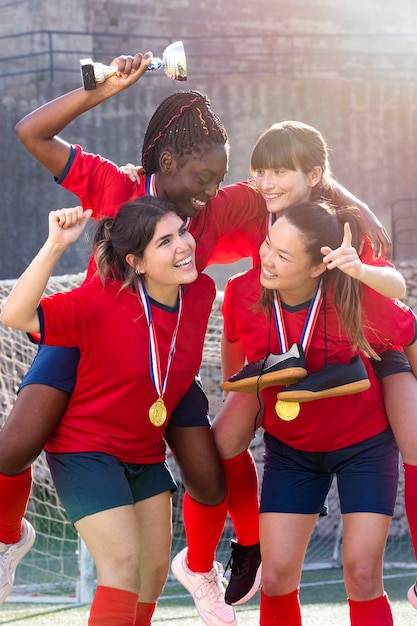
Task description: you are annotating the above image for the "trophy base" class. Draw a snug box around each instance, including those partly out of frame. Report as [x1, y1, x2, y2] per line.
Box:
[80, 59, 97, 90]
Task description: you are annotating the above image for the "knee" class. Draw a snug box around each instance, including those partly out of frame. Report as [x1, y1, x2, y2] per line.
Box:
[0, 439, 32, 475]
[185, 471, 227, 505]
[261, 564, 297, 597]
[344, 560, 382, 600]
[140, 558, 170, 600]
[97, 548, 142, 591]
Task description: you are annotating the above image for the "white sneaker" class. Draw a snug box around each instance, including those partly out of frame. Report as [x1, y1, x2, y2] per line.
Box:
[171, 547, 237, 625]
[0, 519, 36, 604]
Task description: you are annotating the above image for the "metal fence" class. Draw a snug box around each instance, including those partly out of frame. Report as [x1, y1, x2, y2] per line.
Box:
[1, 30, 416, 88]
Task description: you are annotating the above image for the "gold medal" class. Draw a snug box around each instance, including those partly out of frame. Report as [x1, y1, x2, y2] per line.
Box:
[149, 398, 167, 427]
[275, 400, 300, 421]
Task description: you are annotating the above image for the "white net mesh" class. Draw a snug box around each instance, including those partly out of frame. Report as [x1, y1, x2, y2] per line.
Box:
[0, 274, 414, 602]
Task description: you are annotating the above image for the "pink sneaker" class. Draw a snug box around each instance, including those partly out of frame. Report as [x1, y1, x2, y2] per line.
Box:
[407, 579, 417, 609]
[171, 547, 237, 625]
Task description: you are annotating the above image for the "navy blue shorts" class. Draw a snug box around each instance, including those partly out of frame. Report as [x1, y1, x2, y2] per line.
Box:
[19, 344, 80, 393]
[168, 375, 211, 428]
[371, 349, 412, 378]
[46, 451, 177, 524]
[261, 428, 398, 516]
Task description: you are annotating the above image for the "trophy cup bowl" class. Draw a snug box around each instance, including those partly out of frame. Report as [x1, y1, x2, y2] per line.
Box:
[80, 41, 187, 90]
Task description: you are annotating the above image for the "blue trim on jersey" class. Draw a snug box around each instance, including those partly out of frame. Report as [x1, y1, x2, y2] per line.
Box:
[55, 145, 77, 184]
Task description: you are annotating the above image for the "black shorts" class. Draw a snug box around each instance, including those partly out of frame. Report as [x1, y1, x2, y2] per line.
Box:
[169, 375, 211, 427]
[261, 428, 399, 516]
[46, 451, 177, 524]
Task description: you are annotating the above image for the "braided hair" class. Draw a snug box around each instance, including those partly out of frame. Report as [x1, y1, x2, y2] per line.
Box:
[142, 90, 229, 175]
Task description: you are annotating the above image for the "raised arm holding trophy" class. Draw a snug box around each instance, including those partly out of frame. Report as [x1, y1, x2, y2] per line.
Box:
[80, 40, 187, 89]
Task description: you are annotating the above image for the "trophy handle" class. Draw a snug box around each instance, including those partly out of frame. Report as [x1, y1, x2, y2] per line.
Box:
[147, 41, 187, 82]
[80, 41, 187, 90]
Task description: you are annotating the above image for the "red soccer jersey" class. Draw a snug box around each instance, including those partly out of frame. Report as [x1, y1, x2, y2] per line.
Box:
[59, 146, 394, 278]
[222, 268, 416, 452]
[59, 145, 268, 277]
[39, 274, 215, 463]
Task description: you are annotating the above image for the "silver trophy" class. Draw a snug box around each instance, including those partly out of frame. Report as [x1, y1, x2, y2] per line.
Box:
[80, 41, 187, 90]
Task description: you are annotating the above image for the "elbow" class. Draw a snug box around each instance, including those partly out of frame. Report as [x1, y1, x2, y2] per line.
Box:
[396, 278, 407, 300]
[15, 117, 24, 140]
[15, 117, 30, 146]
[15, 116, 34, 150]
[1, 307, 13, 328]
[1, 306, 29, 331]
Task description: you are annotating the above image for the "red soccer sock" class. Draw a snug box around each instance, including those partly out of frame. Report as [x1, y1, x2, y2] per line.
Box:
[222, 450, 259, 546]
[182, 491, 228, 572]
[0, 468, 32, 543]
[348, 593, 393, 625]
[89, 585, 138, 625]
[403, 463, 417, 560]
[135, 601, 156, 625]
[260, 588, 301, 625]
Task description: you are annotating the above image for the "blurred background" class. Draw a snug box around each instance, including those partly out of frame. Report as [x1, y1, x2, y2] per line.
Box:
[1, 0, 417, 285]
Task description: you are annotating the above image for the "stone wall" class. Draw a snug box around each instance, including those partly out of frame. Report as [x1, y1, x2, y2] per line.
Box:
[398, 261, 417, 313]
[1, 0, 417, 279]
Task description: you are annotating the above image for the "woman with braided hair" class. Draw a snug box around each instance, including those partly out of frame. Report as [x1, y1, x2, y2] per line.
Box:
[3, 51, 396, 625]
[3, 51, 252, 626]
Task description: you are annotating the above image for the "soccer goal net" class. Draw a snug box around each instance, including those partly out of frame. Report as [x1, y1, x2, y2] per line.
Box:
[0, 274, 414, 603]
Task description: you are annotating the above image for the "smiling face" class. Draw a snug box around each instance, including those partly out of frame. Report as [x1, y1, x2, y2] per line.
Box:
[155, 144, 229, 218]
[253, 167, 320, 215]
[259, 215, 325, 305]
[135, 212, 197, 305]
[250, 122, 327, 217]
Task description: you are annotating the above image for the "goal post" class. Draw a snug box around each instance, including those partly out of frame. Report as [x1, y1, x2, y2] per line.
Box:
[0, 275, 414, 603]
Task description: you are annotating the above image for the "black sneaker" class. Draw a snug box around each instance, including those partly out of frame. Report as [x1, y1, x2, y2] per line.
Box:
[224, 541, 262, 606]
[277, 355, 370, 402]
[221, 343, 307, 393]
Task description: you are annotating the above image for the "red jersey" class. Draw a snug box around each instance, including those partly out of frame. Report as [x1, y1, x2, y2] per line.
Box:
[39, 274, 215, 463]
[59, 145, 267, 277]
[222, 268, 416, 452]
[59, 146, 393, 278]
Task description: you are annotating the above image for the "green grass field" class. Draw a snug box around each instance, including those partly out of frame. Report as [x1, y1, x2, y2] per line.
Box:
[2, 568, 417, 625]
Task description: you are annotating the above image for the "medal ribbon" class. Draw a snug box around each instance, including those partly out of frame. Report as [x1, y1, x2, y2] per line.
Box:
[138, 279, 183, 400]
[146, 174, 157, 197]
[273, 280, 323, 355]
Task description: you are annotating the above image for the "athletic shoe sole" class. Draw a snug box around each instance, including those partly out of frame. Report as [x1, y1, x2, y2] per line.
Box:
[222, 366, 307, 393]
[278, 378, 370, 402]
